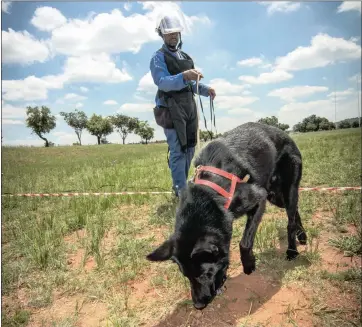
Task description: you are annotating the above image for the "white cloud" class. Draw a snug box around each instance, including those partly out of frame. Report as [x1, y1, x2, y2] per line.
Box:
[349, 73, 361, 83]
[48, 4, 210, 57]
[75, 102, 84, 109]
[275, 33, 361, 71]
[124, 2, 132, 11]
[31, 6, 67, 31]
[2, 1, 12, 13]
[209, 78, 250, 96]
[227, 108, 254, 115]
[337, 1, 361, 14]
[260, 1, 301, 15]
[63, 53, 132, 83]
[268, 85, 329, 102]
[2, 75, 66, 101]
[2, 102, 27, 119]
[237, 57, 263, 67]
[137, 71, 157, 94]
[211, 113, 263, 134]
[2, 29, 50, 65]
[104, 100, 118, 105]
[2, 119, 24, 125]
[239, 70, 293, 85]
[278, 97, 360, 127]
[80, 86, 89, 93]
[118, 103, 154, 113]
[327, 88, 356, 101]
[64, 93, 87, 101]
[214, 95, 259, 110]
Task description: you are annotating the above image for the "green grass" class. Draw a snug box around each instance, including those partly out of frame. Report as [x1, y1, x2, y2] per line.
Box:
[1, 128, 361, 326]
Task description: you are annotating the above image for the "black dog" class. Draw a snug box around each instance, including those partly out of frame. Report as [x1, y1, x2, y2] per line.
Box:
[146, 122, 307, 310]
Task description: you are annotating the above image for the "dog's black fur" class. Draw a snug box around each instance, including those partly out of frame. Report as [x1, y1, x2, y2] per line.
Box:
[146, 122, 307, 310]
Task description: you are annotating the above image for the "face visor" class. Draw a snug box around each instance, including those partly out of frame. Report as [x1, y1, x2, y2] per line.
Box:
[156, 15, 183, 35]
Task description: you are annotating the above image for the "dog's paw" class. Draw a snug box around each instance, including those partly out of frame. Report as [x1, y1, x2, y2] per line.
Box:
[241, 255, 256, 275]
[286, 248, 299, 261]
[242, 262, 256, 275]
[297, 231, 307, 245]
[240, 246, 256, 275]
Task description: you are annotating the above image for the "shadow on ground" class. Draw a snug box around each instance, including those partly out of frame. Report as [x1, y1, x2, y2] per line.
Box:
[150, 234, 310, 327]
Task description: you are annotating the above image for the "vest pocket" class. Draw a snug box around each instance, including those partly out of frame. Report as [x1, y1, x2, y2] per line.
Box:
[153, 106, 174, 129]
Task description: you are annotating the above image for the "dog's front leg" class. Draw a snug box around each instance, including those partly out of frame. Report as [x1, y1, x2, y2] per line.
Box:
[239, 199, 266, 275]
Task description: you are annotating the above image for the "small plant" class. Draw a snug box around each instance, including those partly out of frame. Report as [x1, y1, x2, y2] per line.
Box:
[329, 235, 362, 256]
[303, 225, 321, 263]
[254, 219, 280, 253]
[1, 309, 30, 327]
[320, 268, 361, 282]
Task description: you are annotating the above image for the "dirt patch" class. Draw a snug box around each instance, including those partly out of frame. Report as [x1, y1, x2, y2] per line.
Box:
[147, 272, 314, 327]
[318, 230, 361, 273]
[64, 229, 87, 244]
[28, 295, 108, 327]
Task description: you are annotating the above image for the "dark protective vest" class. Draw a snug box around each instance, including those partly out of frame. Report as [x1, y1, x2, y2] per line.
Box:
[154, 47, 198, 151]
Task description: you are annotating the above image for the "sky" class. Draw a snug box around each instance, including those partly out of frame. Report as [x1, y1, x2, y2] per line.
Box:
[1, 0, 361, 146]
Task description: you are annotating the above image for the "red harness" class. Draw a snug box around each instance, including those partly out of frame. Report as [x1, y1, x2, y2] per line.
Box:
[192, 165, 250, 209]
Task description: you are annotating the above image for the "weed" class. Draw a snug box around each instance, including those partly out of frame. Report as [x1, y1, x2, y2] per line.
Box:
[254, 219, 280, 253]
[302, 225, 321, 263]
[320, 268, 361, 282]
[329, 235, 362, 256]
[1, 309, 30, 327]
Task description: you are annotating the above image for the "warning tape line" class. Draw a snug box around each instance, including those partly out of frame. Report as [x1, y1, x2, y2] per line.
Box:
[1, 187, 361, 198]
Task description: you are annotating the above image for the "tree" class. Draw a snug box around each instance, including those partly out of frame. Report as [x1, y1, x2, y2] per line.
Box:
[277, 123, 289, 131]
[135, 121, 154, 144]
[352, 120, 359, 128]
[199, 130, 216, 142]
[86, 114, 113, 145]
[60, 109, 88, 145]
[258, 116, 289, 131]
[319, 120, 331, 131]
[293, 115, 335, 133]
[338, 120, 351, 129]
[306, 122, 317, 132]
[25, 106, 56, 147]
[110, 114, 140, 144]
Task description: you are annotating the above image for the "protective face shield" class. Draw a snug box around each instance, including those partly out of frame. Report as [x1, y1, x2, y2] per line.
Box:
[156, 15, 183, 36]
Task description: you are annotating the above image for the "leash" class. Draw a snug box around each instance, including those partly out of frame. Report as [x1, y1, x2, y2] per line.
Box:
[195, 74, 216, 150]
[196, 74, 201, 150]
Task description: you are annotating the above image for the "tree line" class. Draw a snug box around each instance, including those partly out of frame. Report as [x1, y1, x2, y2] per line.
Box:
[25, 106, 155, 147]
[257, 115, 360, 133]
[25, 106, 360, 147]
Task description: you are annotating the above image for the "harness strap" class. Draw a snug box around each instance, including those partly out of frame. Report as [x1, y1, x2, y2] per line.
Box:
[193, 165, 250, 209]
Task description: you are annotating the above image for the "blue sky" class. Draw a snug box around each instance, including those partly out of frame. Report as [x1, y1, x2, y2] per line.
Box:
[1, 1, 361, 146]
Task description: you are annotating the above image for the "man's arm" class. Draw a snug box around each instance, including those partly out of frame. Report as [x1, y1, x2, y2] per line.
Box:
[150, 51, 188, 92]
[189, 80, 210, 97]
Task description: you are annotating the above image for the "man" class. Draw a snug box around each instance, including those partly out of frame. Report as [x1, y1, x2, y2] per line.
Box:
[150, 14, 216, 197]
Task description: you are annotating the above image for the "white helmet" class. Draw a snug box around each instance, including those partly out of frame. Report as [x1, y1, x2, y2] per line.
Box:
[156, 15, 183, 36]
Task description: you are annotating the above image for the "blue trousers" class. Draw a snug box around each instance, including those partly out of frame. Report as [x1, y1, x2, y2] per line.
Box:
[164, 128, 195, 196]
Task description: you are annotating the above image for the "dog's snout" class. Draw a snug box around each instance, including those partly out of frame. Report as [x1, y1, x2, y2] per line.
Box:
[194, 302, 207, 310]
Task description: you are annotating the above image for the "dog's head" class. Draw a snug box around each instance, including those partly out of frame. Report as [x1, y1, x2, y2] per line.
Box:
[146, 186, 232, 310]
[146, 233, 229, 309]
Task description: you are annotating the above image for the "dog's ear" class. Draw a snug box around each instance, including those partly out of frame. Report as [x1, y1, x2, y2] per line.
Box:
[146, 237, 175, 261]
[191, 239, 219, 259]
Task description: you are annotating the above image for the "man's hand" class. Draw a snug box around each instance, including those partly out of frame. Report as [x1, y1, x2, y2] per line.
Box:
[182, 69, 203, 81]
[208, 87, 216, 100]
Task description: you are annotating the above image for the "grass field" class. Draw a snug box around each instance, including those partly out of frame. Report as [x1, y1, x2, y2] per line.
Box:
[2, 128, 361, 327]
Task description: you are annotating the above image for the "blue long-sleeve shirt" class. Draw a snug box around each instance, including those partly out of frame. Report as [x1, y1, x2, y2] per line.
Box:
[150, 44, 210, 108]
